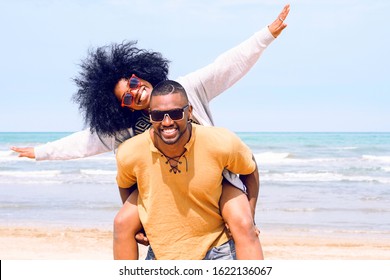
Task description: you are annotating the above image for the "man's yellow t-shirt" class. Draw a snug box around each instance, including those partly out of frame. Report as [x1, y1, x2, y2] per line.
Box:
[116, 124, 255, 259]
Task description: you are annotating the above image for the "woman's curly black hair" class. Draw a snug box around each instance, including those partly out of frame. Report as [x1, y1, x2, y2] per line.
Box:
[73, 41, 170, 136]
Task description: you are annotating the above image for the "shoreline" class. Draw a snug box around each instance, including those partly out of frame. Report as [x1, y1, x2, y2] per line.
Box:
[1, 226, 389, 260]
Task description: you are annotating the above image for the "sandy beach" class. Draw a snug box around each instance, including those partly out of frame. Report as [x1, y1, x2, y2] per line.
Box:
[1, 226, 389, 260]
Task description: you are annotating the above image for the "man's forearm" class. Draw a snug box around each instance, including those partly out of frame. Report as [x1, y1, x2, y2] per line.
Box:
[118, 186, 132, 204]
[240, 156, 260, 219]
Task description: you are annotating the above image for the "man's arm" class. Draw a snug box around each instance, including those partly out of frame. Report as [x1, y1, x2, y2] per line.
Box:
[239, 155, 260, 220]
[118, 186, 133, 204]
[10, 129, 115, 161]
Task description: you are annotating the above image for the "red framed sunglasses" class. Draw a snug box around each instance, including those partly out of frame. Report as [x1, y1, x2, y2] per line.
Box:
[121, 74, 141, 107]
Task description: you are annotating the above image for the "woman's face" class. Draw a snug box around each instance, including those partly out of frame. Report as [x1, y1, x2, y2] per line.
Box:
[114, 76, 153, 111]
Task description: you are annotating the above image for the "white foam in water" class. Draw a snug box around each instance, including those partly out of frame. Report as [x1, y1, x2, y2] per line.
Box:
[80, 169, 116, 175]
[283, 207, 317, 212]
[262, 172, 390, 184]
[0, 179, 63, 185]
[0, 170, 61, 177]
[0, 150, 14, 157]
[262, 172, 341, 182]
[255, 152, 355, 166]
[68, 155, 116, 162]
[382, 166, 390, 172]
[0, 150, 33, 162]
[363, 155, 390, 163]
[336, 146, 358, 150]
[0, 170, 63, 185]
[254, 152, 290, 163]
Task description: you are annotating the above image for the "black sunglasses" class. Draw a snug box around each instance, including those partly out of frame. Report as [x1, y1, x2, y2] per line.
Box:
[149, 105, 189, 122]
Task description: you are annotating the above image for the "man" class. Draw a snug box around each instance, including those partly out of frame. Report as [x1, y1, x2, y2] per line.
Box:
[116, 80, 261, 259]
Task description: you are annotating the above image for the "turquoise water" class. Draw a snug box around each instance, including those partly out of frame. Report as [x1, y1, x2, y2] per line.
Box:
[0, 132, 389, 237]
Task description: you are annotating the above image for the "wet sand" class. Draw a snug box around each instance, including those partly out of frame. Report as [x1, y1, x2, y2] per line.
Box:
[1, 226, 389, 260]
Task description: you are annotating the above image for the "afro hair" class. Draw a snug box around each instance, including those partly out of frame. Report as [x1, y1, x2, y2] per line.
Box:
[73, 41, 170, 136]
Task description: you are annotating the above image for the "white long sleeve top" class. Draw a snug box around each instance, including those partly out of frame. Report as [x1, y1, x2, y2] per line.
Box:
[35, 27, 275, 161]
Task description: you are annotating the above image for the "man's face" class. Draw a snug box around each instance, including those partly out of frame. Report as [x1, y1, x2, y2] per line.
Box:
[149, 93, 191, 145]
[114, 77, 153, 111]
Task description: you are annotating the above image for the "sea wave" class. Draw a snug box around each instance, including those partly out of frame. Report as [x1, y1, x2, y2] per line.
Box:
[0, 169, 117, 185]
[0, 149, 116, 163]
[336, 146, 358, 150]
[0, 150, 14, 157]
[382, 167, 390, 172]
[0, 170, 61, 177]
[254, 152, 291, 163]
[362, 155, 390, 163]
[68, 155, 116, 162]
[262, 172, 390, 184]
[282, 207, 317, 213]
[80, 169, 117, 175]
[0, 150, 34, 162]
[254, 152, 359, 165]
[0, 179, 63, 185]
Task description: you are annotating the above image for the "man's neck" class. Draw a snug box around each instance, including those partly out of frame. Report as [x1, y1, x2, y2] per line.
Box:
[151, 124, 191, 157]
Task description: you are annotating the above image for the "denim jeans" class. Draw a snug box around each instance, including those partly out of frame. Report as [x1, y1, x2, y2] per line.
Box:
[145, 239, 236, 260]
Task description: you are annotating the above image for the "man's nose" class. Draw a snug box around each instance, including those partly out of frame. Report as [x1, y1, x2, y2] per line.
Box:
[162, 114, 173, 125]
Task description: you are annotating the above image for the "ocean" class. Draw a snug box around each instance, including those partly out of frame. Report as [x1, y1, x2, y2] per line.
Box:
[1, 132, 390, 239]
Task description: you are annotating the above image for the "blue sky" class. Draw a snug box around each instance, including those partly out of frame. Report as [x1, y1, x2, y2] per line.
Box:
[1, 0, 389, 132]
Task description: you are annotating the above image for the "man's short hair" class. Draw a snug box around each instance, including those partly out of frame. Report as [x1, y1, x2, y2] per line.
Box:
[151, 80, 189, 103]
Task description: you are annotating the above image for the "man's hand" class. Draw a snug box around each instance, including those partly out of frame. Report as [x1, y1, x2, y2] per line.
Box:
[135, 229, 150, 246]
[10, 146, 36, 159]
[268, 4, 290, 38]
[240, 155, 260, 220]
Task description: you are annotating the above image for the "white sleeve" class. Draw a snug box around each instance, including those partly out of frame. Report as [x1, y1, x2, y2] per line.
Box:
[34, 129, 115, 161]
[177, 27, 275, 126]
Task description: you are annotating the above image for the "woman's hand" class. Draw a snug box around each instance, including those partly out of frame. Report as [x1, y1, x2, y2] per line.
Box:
[268, 4, 290, 38]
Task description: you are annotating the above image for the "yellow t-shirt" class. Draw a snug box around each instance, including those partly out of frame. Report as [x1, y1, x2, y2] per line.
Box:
[116, 124, 255, 259]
